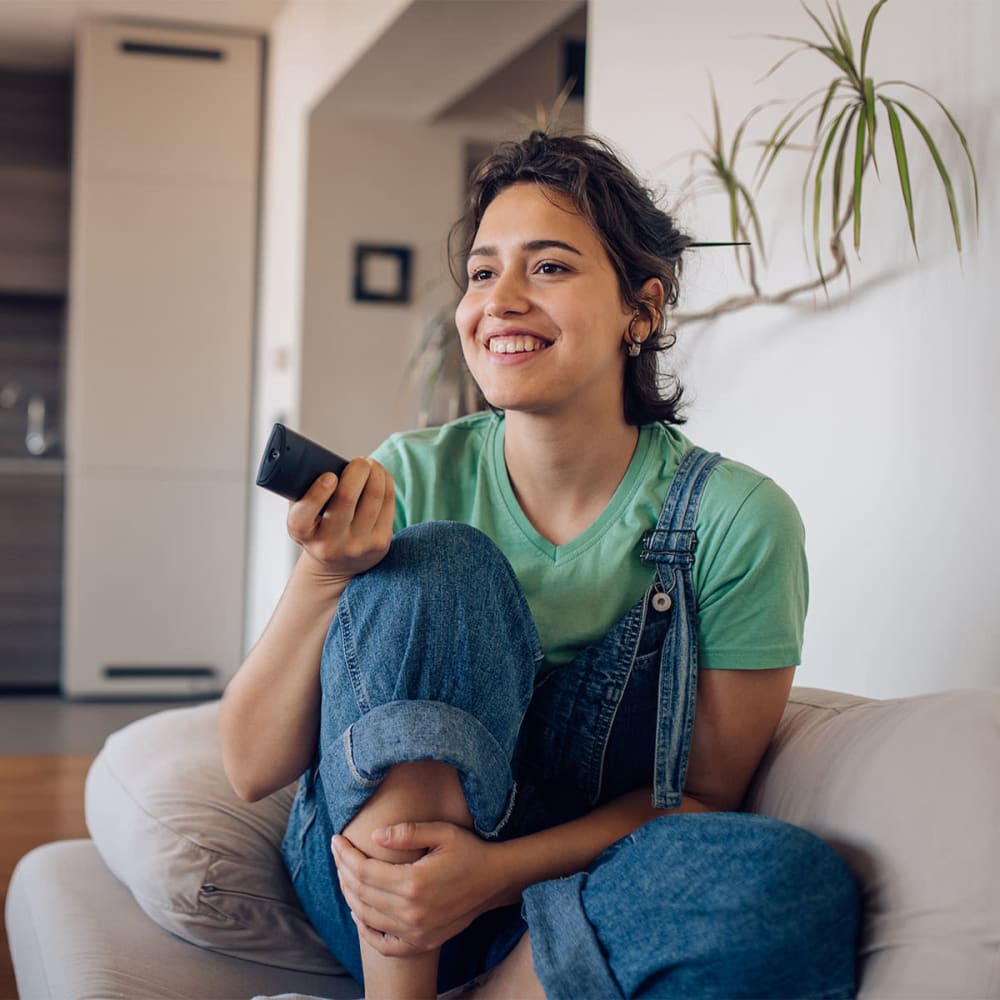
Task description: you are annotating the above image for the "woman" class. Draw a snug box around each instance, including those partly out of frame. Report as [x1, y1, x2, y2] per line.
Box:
[221, 132, 858, 999]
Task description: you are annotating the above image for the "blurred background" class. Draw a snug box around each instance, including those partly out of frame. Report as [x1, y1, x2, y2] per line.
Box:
[0, 0, 995, 711]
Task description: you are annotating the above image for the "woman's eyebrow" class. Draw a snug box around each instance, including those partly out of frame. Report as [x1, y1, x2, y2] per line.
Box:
[467, 239, 584, 260]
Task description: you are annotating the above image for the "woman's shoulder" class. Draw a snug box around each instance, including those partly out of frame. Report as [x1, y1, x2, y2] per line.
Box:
[645, 422, 804, 542]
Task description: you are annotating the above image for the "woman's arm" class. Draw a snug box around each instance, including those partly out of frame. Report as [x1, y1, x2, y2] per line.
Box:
[491, 663, 795, 899]
[334, 665, 794, 952]
[219, 459, 394, 802]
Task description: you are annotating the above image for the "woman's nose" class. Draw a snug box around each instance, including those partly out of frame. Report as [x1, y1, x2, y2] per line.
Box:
[485, 270, 529, 317]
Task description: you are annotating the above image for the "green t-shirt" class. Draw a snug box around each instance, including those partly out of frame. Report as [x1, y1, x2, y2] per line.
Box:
[372, 412, 807, 672]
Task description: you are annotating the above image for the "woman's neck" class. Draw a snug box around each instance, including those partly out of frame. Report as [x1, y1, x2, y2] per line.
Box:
[502, 409, 640, 547]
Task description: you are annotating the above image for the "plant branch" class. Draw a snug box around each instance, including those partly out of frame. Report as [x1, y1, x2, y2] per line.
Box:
[672, 154, 866, 328]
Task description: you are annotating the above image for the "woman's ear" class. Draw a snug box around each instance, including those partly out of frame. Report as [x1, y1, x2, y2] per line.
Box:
[637, 278, 666, 335]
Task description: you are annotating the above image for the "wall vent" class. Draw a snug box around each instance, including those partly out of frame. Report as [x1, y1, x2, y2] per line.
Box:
[103, 665, 218, 680]
[119, 41, 224, 62]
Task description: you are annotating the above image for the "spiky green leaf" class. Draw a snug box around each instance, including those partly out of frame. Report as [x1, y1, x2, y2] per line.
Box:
[755, 88, 836, 187]
[736, 179, 767, 262]
[833, 0, 856, 67]
[710, 83, 724, 156]
[863, 77, 878, 174]
[883, 79, 980, 227]
[881, 97, 918, 254]
[815, 44, 858, 81]
[815, 78, 846, 139]
[860, 0, 889, 81]
[799, 1, 840, 52]
[798, 102, 851, 231]
[832, 106, 859, 235]
[727, 173, 741, 246]
[893, 97, 965, 253]
[766, 30, 857, 81]
[754, 97, 813, 184]
[821, 0, 852, 69]
[853, 109, 867, 252]
[800, 1, 861, 85]
[812, 104, 854, 275]
[730, 113, 749, 168]
[759, 41, 815, 83]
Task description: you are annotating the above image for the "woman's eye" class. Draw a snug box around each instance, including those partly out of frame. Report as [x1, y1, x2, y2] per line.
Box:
[537, 261, 567, 275]
[469, 268, 493, 282]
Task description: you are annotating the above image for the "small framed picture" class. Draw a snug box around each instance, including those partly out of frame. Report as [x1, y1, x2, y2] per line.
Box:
[353, 244, 412, 304]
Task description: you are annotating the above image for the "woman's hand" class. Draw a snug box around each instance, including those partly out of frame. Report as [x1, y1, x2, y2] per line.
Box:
[220, 458, 393, 803]
[331, 823, 508, 958]
[287, 458, 394, 591]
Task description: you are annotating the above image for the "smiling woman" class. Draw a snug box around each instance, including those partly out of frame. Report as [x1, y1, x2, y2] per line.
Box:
[451, 132, 691, 429]
[219, 131, 859, 1000]
[456, 184, 636, 423]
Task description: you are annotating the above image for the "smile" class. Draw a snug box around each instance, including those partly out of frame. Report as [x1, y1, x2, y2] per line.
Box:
[487, 335, 549, 354]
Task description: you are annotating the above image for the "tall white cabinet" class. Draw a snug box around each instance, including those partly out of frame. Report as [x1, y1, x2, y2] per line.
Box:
[63, 22, 261, 696]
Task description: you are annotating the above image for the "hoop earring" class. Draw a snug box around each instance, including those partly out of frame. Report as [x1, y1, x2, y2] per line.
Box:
[626, 312, 643, 357]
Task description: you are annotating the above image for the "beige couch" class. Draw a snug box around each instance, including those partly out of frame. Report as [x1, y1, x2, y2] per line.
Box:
[6, 686, 1000, 1000]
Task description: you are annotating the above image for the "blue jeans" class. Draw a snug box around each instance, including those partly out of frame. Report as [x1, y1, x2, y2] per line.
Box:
[283, 508, 859, 996]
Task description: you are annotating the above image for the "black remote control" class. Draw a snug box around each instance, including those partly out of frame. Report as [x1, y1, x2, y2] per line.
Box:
[255, 423, 350, 502]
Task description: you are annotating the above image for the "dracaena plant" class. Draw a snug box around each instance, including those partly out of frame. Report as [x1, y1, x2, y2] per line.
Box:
[672, 0, 980, 328]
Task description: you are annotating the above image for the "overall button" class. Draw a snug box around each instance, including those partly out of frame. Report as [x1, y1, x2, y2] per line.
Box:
[652, 592, 672, 613]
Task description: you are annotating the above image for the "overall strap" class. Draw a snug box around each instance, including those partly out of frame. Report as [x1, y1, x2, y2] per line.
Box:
[640, 445, 723, 809]
[642, 445, 722, 565]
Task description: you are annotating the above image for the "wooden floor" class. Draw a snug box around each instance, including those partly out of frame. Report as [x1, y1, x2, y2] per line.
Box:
[0, 754, 92, 1000]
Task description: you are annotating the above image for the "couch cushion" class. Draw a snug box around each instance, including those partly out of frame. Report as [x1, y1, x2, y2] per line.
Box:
[85, 701, 343, 974]
[746, 686, 1000, 999]
[6, 840, 358, 999]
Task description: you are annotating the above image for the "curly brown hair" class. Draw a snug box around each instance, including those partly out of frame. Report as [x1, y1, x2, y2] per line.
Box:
[449, 130, 690, 425]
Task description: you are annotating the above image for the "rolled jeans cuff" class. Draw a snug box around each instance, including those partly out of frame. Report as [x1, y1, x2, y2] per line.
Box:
[523, 873, 624, 1000]
[318, 699, 517, 839]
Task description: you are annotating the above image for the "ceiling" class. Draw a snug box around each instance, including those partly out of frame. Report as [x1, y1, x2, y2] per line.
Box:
[0, 0, 286, 69]
[316, 0, 582, 122]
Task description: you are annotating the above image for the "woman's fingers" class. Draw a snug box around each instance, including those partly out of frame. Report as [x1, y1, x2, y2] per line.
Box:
[333, 834, 412, 900]
[350, 463, 393, 536]
[351, 913, 424, 958]
[333, 835, 438, 946]
[286, 459, 394, 581]
[332, 830, 473, 953]
[322, 457, 370, 514]
[335, 854, 402, 923]
[286, 471, 339, 541]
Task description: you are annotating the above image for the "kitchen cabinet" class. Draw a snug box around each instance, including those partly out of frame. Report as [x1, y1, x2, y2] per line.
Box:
[0, 69, 71, 688]
[62, 21, 261, 696]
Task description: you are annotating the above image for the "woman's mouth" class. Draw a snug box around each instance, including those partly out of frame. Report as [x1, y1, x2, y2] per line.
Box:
[487, 334, 549, 354]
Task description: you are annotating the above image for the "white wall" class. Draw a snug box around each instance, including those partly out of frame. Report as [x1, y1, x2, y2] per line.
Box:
[299, 117, 488, 456]
[588, 0, 998, 697]
[247, 0, 584, 648]
[245, 0, 412, 650]
[299, 94, 584, 456]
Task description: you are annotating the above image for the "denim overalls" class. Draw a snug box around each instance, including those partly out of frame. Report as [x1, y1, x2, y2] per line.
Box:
[281, 446, 859, 998]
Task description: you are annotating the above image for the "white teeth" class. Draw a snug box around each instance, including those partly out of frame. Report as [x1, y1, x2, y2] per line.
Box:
[488, 336, 546, 354]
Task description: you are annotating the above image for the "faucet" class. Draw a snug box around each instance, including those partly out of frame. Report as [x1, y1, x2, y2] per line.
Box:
[0, 380, 61, 457]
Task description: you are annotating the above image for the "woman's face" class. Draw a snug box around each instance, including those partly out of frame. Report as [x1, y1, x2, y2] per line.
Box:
[455, 182, 633, 421]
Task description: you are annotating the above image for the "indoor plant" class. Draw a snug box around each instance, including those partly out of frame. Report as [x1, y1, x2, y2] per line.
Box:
[671, 0, 979, 328]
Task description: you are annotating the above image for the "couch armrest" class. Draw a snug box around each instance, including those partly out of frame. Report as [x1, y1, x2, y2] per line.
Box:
[5, 840, 357, 1000]
[746, 686, 1000, 998]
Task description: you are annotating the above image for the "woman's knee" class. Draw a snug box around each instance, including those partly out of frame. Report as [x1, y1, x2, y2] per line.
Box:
[324, 521, 541, 713]
[312, 522, 542, 839]
[362, 521, 522, 608]
[578, 814, 859, 997]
